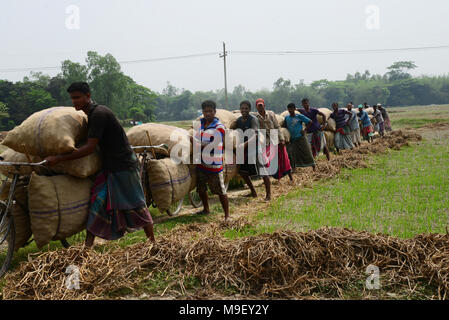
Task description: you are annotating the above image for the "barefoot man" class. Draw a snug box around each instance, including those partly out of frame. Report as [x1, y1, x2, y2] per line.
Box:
[45, 82, 155, 247]
[192, 100, 230, 222]
[231, 100, 259, 198]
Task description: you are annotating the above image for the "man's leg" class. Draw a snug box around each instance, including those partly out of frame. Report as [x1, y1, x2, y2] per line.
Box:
[323, 146, 331, 160]
[219, 195, 230, 221]
[198, 189, 210, 214]
[85, 230, 95, 247]
[143, 223, 155, 242]
[263, 176, 271, 201]
[241, 174, 257, 197]
[288, 172, 294, 182]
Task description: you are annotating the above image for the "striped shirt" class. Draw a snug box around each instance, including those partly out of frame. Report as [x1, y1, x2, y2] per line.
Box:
[195, 117, 225, 173]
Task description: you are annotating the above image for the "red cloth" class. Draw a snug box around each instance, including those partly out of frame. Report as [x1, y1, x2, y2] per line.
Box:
[273, 145, 292, 180]
[362, 125, 373, 137]
[336, 127, 346, 135]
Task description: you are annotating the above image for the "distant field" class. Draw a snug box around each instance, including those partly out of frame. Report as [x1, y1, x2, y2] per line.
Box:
[388, 104, 449, 129]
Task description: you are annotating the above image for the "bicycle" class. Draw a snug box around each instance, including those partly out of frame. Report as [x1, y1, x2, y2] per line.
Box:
[0, 159, 71, 278]
[132, 145, 183, 216]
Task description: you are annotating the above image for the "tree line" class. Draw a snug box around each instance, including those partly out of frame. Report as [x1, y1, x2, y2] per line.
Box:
[1, 52, 449, 129]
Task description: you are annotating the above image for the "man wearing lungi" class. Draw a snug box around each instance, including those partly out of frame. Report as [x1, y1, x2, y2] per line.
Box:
[330, 102, 354, 153]
[45, 82, 155, 247]
[298, 98, 331, 161]
[347, 103, 361, 147]
[378, 104, 392, 132]
[231, 100, 259, 198]
[283, 103, 315, 172]
[358, 104, 374, 143]
[373, 104, 385, 137]
[255, 98, 292, 201]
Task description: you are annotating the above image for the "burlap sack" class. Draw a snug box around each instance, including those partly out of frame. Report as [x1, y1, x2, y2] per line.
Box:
[188, 164, 197, 192]
[317, 108, 337, 132]
[369, 115, 377, 125]
[0, 149, 33, 176]
[365, 107, 374, 115]
[0, 148, 101, 178]
[28, 173, 92, 248]
[280, 128, 291, 144]
[2, 107, 88, 157]
[32, 152, 101, 178]
[147, 158, 192, 212]
[195, 109, 238, 129]
[324, 131, 335, 149]
[11, 185, 32, 251]
[127, 123, 189, 160]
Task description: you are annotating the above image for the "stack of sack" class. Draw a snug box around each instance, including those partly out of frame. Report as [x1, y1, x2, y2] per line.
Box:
[0, 107, 102, 249]
[127, 123, 195, 212]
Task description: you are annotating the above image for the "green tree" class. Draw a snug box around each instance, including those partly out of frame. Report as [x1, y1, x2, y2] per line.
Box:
[386, 61, 417, 82]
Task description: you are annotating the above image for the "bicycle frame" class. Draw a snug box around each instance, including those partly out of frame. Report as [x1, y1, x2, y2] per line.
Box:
[0, 160, 47, 245]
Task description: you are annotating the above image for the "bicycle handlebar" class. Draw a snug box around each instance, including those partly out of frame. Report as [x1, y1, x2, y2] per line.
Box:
[0, 160, 48, 167]
[131, 144, 166, 150]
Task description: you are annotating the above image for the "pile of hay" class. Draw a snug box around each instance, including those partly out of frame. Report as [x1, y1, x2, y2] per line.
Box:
[3, 222, 449, 300]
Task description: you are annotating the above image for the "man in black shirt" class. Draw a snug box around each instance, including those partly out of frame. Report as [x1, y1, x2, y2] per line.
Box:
[45, 82, 155, 247]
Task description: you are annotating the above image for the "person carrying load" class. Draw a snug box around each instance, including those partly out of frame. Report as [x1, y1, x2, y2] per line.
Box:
[45, 82, 155, 247]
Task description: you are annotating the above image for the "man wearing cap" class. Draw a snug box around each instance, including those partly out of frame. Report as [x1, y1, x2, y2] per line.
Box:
[358, 104, 374, 143]
[255, 98, 290, 201]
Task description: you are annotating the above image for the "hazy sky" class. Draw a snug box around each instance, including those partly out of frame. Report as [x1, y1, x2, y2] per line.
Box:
[1, 0, 449, 92]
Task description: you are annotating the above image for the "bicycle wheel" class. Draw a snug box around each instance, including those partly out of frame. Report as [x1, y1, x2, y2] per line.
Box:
[165, 199, 183, 216]
[188, 190, 202, 208]
[0, 201, 15, 278]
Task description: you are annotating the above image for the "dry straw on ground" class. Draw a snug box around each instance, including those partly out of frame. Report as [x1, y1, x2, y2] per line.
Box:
[3, 223, 449, 300]
[5, 129, 443, 301]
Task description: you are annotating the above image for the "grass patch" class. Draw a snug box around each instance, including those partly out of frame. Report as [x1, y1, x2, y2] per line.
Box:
[391, 118, 449, 129]
[226, 137, 449, 239]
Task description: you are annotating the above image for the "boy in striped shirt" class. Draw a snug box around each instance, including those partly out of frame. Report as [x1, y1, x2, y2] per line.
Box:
[192, 100, 230, 222]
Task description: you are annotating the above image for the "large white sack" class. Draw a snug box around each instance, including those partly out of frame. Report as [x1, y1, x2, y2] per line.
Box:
[28, 173, 93, 248]
[2, 107, 88, 157]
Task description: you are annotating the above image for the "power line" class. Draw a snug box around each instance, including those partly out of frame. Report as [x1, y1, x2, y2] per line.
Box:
[231, 45, 449, 56]
[1, 45, 449, 73]
[0, 52, 219, 73]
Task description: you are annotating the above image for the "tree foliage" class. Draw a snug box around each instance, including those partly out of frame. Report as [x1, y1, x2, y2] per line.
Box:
[1, 57, 449, 127]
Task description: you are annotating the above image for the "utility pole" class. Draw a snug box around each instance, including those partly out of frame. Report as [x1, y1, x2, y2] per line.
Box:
[219, 42, 228, 108]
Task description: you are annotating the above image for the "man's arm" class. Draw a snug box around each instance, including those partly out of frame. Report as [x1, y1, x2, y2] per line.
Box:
[317, 110, 328, 130]
[344, 110, 353, 125]
[45, 138, 99, 166]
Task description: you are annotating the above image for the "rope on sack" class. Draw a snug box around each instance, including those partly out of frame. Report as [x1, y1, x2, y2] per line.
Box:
[50, 178, 62, 241]
[36, 107, 62, 158]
